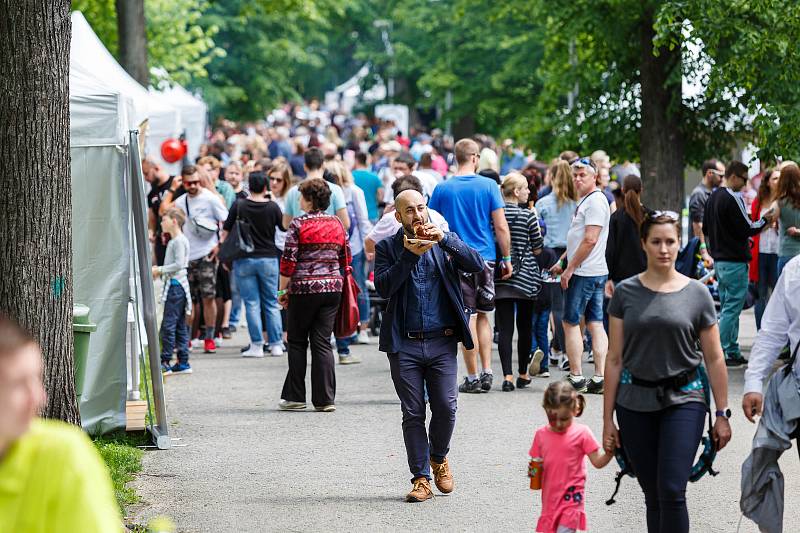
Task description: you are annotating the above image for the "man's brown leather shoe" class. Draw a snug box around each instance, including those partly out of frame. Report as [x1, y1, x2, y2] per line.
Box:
[405, 477, 434, 502]
[430, 457, 454, 494]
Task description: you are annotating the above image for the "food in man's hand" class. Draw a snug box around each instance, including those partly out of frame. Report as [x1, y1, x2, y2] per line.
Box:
[413, 222, 436, 240]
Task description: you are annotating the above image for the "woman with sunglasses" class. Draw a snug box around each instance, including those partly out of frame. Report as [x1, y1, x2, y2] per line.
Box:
[602, 211, 731, 533]
[268, 160, 294, 251]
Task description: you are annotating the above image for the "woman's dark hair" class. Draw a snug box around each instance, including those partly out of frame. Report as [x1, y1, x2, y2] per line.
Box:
[777, 163, 800, 209]
[542, 381, 585, 417]
[621, 174, 646, 228]
[298, 178, 331, 212]
[248, 171, 268, 194]
[757, 167, 774, 207]
[640, 212, 680, 240]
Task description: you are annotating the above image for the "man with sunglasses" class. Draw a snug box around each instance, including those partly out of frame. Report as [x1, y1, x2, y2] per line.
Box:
[703, 161, 775, 368]
[550, 157, 610, 394]
[172, 165, 229, 354]
[689, 159, 725, 266]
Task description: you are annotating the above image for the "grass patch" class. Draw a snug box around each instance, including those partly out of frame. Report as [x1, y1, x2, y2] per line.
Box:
[94, 431, 148, 509]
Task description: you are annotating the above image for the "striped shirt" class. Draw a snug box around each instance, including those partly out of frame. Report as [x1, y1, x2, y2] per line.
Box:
[495, 203, 544, 299]
[280, 212, 350, 295]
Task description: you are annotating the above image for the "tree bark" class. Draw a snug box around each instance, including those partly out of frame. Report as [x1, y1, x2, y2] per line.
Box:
[0, 1, 78, 424]
[116, 0, 150, 86]
[639, 7, 685, 211]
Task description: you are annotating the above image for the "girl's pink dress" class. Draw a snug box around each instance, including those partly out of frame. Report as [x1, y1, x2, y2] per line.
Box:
[529, 422, 599, 533]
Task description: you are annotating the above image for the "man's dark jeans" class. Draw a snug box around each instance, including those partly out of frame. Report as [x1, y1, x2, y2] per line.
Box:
[160, 283, 189, 364]
[388, 337, 458, 481]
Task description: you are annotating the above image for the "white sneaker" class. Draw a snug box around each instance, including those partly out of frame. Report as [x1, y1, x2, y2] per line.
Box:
[241, 344, 265, 358]
[191, 338, 204, 349]
[278, 399, 306, 411]
[269, 345, 284, 357]
[356, 331, 372, 345]
[528, 349, 544, 376]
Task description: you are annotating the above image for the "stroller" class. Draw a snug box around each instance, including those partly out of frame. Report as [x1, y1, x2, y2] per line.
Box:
[677, 237, 755, 311]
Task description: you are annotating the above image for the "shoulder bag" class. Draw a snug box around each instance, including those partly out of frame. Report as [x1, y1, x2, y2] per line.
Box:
[335, 238, 361, 338]
[218, 200, 255, 262]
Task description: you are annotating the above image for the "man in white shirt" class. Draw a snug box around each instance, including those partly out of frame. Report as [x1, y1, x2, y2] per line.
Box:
[551, 157, 610, 394]
[175, 166, 229, 353]
[742, 255, 800, 421]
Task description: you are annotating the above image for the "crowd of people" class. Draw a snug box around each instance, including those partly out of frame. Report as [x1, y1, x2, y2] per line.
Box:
[137, 100, 800, 532]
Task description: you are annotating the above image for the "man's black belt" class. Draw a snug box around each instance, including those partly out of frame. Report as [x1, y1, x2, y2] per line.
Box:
[406, 328, 456, 340]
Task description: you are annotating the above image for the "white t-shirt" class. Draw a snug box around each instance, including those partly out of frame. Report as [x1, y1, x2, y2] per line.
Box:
[367, 208, 449, 244]
[566, 189, 610, 277]
[175, 189, 229, 261]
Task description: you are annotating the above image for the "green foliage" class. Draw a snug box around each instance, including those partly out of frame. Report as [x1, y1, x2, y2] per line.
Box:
[94, 432, 147, 509]
[72, 0, 221, 86]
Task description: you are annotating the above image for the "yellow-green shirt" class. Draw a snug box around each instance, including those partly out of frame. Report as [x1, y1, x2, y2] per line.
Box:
[0, 418, 121, 533]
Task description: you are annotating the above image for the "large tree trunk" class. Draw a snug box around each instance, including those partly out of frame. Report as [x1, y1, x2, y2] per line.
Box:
[639, 7, 685, 211]
[0, 1, 78, 425]
[116, 0, 150, 86]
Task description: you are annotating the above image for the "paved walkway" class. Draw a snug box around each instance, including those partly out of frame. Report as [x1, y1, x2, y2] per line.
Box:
[130, 310, 800, 532]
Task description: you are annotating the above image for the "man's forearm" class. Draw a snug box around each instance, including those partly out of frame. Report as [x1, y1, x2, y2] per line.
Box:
[568, 238, 597, 271]
[692, 221, 705, 241]
[495, 225, 511, 257]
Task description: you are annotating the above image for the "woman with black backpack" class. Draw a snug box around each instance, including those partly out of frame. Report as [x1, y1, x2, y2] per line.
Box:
[494, 173, 544, 391]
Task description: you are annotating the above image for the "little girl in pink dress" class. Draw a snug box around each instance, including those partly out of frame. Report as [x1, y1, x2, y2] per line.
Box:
[530, 382, 612, 533]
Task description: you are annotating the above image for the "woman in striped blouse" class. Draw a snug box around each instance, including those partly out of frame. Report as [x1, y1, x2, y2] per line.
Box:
[277, 179, 351, 412]
[494, 173, 544, 391]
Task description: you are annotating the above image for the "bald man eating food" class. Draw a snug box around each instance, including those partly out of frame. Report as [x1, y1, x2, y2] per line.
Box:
[374, 190, 484, 502]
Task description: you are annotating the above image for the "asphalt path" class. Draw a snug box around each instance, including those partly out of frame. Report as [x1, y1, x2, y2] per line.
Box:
[130, 309, 800, 532]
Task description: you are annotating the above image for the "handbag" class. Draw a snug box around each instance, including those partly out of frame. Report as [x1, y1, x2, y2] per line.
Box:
[335, 242, 361, 338]
[495, 209, 524, 280]
[183, 195, 218, 238]
[218, 200, 255, 262]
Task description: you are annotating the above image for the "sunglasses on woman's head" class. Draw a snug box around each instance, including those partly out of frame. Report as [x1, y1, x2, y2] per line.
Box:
[646, 210, 679, 221]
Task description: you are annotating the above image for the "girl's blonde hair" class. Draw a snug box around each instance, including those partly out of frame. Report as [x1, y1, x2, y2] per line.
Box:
[542, 381, 585, 417]
[501, 172, 528, 199]
[324, 160, 353, 187]
[551, 159, 578, 207]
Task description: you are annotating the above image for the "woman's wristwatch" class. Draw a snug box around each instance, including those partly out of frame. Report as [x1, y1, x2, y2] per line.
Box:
[715, 408, 732, 420]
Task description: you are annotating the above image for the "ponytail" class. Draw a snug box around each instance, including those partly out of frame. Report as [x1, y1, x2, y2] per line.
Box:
[621, 174, 644, 227]
[575, 394, 586, 417]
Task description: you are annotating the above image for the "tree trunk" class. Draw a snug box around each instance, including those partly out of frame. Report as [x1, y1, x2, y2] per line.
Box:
[116, 0, 149, 86]
[0, 0, 78, 425]
[639, 7, 685, 211]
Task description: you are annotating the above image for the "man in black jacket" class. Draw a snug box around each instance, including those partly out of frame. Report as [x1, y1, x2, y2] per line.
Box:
[375, 189, 483, 503]
[703, 161, 775, 367]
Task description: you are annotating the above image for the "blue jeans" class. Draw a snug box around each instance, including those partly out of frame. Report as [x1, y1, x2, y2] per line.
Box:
[715, 261, 748, 359]
[563, 274, 607, 325]
[617, 402, 706, 533]
[160, 282, 189, 364]
[388, 337, 458, 481]
[336, 251, 370, 355]
[531, 308, 551, 371]
[755, 253, 778, 330]
[234, 256, 282, 347]
[229, 263, 242, 327]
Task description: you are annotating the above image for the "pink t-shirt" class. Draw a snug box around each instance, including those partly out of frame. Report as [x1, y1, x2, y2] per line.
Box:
[529, 423, 600, 533]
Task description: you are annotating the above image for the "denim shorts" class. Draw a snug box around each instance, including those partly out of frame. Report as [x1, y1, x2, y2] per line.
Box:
[563, 274, 606, 325]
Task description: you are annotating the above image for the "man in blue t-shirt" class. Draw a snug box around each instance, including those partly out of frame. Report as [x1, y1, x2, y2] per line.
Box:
[428, 138, 512, 394]
[282, 148, 350, 231]
[352, 151, 384, 223]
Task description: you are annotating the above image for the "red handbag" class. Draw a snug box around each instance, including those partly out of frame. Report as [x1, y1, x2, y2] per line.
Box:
[335, 245, 361, 338]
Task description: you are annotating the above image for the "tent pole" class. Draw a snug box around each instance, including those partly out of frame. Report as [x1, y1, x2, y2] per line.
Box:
[128, 129, 171, 449]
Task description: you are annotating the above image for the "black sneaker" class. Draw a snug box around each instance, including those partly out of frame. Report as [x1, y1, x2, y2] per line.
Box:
[725, 356, 744, 368]
[229, 324, 237, 333]
[586, 376, 604, 394]
[566, 374, 588, 393]
[458, 377, 482, 394]
[516, 376, 532, 389]
[502, 380, 515, 392]
[479, 372, 493, 392]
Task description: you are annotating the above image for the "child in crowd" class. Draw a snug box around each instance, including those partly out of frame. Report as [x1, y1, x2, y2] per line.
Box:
[152, 207, 192, 374]
[529, 382, 612, 533]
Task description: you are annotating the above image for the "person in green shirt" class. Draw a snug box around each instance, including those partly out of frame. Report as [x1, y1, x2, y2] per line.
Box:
[0, 313, 121, 533]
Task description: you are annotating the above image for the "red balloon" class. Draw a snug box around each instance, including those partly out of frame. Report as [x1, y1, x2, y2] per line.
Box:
[160, 138, 186, 163]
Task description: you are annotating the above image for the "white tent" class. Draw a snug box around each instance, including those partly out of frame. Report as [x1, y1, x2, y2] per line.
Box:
[70, 13, 171, 443]
[70, 11, 182, 161]
[154, 83, 208, 169]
